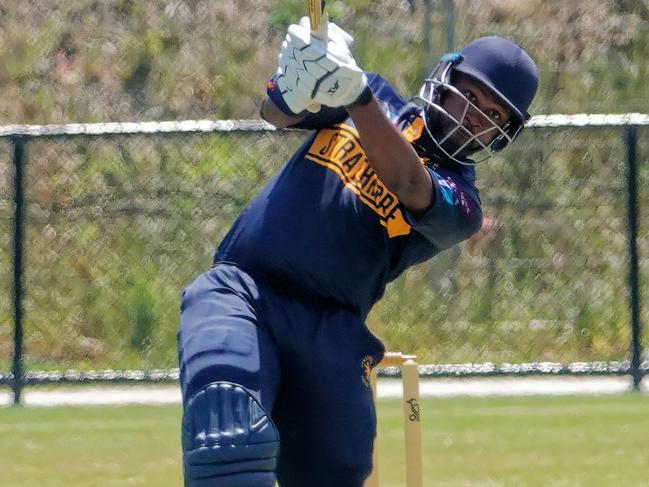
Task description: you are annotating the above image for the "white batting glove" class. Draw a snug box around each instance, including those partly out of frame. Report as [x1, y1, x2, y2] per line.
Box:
[327, 21, 354, 49]
[301, 16, 367, 107]
[276, 16, 367, 112]
[276, 17, 326, 114]
[310, 32, 368, 108]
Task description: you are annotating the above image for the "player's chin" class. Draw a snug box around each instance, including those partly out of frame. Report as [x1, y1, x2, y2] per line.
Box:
[447, 132, 473, 149]
[442, 136, 482, 157]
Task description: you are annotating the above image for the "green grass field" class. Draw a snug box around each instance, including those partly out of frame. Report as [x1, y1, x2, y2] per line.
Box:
[1, 394, 648, 486]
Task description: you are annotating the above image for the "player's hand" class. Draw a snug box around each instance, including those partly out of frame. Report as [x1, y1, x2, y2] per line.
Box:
[277, 17, 367, 112]
[276, 16, 325, 114]
[308, 21, 368, 108]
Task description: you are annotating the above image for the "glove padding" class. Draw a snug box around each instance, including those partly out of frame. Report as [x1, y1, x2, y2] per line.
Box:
[275, 16, 324, 114]
[276, 16, 367, 113]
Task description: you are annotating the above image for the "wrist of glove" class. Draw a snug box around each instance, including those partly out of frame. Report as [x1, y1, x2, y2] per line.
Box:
[274, 16, 370, 113]
[345, 84, 373, 109]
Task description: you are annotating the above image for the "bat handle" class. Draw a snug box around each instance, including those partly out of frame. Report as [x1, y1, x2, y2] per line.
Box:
[308, 0, 325, 31]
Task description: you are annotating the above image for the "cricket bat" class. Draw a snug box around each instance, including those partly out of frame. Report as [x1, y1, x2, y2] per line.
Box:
[307, 0, 326, 30]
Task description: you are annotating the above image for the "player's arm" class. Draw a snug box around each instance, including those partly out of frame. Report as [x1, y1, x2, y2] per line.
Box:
[280, 18, 433, 212]
[260, 90, 349, 129]
[346, 96, 434, 214]
[262, 17, 354, 130]
[260, 96, 307, 128]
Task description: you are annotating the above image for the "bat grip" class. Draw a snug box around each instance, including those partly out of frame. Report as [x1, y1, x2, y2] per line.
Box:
[308, 0, 324, 31]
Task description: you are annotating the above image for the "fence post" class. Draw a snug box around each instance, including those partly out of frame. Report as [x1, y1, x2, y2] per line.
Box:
[11, 136, 26, 406]
[422, 0, 434, 80]
[625, 125, 643, 392]
[444, 0, 456, 52]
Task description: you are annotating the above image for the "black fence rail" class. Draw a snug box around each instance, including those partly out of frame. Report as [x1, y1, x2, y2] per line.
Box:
[1, 115, 646, 405]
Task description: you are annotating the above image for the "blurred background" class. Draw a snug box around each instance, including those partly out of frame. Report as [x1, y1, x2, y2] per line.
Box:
[1, 0, 648, 400]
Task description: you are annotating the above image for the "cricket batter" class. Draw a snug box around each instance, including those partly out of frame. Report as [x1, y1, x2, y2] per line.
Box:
[178, 16, 538, 487]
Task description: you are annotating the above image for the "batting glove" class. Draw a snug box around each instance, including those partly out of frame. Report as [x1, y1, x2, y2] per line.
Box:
[309, 23, 368, 108]
[276, 16, 367, 114]
[276, 16, 327, 115]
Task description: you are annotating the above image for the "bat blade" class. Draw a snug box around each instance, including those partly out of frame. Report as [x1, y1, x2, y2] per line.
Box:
[307, 0, 325, 31]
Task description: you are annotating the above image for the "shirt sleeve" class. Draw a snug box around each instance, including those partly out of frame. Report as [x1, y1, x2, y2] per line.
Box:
[404, 166, 483, 250]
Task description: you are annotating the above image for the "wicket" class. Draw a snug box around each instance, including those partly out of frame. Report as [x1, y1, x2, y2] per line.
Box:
[365, 352, 423, 487]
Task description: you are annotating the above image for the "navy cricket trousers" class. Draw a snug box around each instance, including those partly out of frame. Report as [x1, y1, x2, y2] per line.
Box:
[178, 263, 385, 487]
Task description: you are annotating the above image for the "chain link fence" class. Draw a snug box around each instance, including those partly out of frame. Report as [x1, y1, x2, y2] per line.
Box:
[1, 117, 647, 404]
[9, 126, 302, 376]
[372, 124, 640, 365]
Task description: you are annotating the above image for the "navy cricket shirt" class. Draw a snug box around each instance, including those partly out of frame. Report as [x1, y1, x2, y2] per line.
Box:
[215, 74, 483, 317]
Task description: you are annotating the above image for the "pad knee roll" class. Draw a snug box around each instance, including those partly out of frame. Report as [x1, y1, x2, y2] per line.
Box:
[182, 382, 279, 487]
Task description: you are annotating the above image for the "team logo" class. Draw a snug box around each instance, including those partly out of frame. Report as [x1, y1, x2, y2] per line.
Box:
[305, 123, 412, 237]
[361, 355, 375, 388]
[327, 80, 340, 95]
[438, 177, 472, 216]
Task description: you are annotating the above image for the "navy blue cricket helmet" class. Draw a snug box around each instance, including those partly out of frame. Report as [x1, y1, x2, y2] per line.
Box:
[415, 36, 539, 164]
